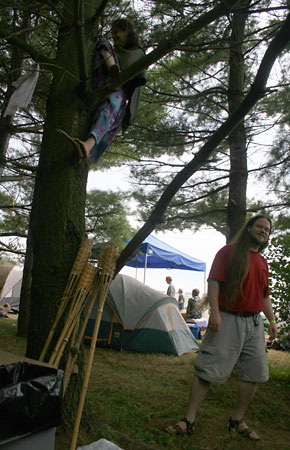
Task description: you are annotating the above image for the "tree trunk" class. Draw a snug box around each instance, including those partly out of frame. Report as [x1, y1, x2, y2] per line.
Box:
[26, 0, 96, 427]
[26, 0, 89, 357]
[226, 0, 250, 241]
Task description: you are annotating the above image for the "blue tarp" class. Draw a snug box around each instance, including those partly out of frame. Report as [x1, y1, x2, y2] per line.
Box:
[125, 235, 206, 272]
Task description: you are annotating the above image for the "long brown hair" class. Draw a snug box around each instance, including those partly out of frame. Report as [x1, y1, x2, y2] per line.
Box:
[112, 18, 142, 48]
[222, 215, 272, 307]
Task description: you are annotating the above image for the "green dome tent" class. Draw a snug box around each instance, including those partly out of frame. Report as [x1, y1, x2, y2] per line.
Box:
[85, 274, 199, 356]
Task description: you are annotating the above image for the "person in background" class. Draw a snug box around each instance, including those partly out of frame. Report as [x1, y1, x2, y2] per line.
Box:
[165, 276, 176, 298]
[167, 215, 277, 441]
[186, 288, 202, 320]
[177, 288, 185, 311]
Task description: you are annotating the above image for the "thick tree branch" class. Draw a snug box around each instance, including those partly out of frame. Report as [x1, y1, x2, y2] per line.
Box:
[162, 199, 290, 232]
[165, 209, 227, 225]
[0, 204, 31, 211]
[0, 232, 28, 238]
[6, 124, 43, 134]
[172, 182, 229, 207]
[247, 202, 290, 212]
[0, 27, 54, 66]
[0, 175, 33, 182]
[115, 11, 290, 275]
[0, 240, 26, 255]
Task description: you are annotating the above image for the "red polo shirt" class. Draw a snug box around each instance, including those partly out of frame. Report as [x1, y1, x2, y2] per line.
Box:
[208, 243, 270, 313]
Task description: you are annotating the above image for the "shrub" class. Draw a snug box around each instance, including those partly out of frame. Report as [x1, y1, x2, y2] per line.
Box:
[267, 234, 290, 336]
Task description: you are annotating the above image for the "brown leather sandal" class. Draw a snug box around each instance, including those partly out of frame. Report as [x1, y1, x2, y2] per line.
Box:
[166, 417, 195, 436]
[227, 416, 260, 441]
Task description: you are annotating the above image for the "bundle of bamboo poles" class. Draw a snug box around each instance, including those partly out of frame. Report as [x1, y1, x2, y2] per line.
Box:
[39, 237, 93, 362]
[62, 263, 100, 393]
[37, 238, 118, 450]
[70, 245, 119, 450]
[48, 262, 97, 368]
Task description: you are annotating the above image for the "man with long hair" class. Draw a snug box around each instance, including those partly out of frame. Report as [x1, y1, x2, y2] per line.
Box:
[168, 215, 277, 441]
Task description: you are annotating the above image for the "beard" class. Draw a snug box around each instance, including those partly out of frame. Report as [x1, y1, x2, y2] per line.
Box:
[249, 233, 267, 249]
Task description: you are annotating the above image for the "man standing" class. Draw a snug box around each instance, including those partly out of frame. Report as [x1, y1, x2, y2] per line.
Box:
[165, 276, 176, 298]
[167, 215, 277, 441]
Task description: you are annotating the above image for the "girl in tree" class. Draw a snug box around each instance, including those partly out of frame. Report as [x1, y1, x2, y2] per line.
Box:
[60, 18, 146, 165]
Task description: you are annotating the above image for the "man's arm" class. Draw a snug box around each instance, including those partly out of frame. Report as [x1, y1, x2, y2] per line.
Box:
[263, 295, 278, 340]
[207, 279, 221, 332]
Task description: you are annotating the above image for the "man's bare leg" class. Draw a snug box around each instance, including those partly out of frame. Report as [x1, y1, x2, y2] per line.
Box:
[186, 376, 210, 423]
[229, 380, 260, 440]
[167, 376, 210, 433]
[232, 380, 257, 420]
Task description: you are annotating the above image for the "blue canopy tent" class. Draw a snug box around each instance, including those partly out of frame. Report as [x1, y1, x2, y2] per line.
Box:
[125, 235, 206, 284]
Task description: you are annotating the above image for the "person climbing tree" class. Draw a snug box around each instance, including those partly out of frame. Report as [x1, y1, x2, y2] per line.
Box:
[59, 18, 146, 165]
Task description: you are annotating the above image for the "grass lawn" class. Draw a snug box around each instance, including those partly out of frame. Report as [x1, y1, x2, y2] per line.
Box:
[1, 319, 290, 450]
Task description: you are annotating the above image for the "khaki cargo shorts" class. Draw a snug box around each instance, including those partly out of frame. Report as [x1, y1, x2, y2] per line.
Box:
[194, 311, 269, 384]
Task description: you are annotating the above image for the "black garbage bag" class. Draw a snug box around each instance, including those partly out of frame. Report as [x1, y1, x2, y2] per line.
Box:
[0, 362, 63, 441]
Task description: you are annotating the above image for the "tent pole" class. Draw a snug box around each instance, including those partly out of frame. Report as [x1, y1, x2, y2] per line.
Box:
[144, 253, 148, 284]
[135, 256, 138, 280]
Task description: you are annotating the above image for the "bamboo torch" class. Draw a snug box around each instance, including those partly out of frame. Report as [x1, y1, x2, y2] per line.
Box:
[49, 263, 97, 367]
[39, 238, 93, 362]
[70, 246, 118, 450]
[62, 273, 102, 395]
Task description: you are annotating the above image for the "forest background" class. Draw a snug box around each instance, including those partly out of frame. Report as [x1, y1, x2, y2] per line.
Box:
[0, 0, 290, 429]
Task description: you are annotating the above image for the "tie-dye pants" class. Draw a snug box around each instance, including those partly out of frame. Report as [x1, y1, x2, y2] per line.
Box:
[88, 88, 126, 164]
